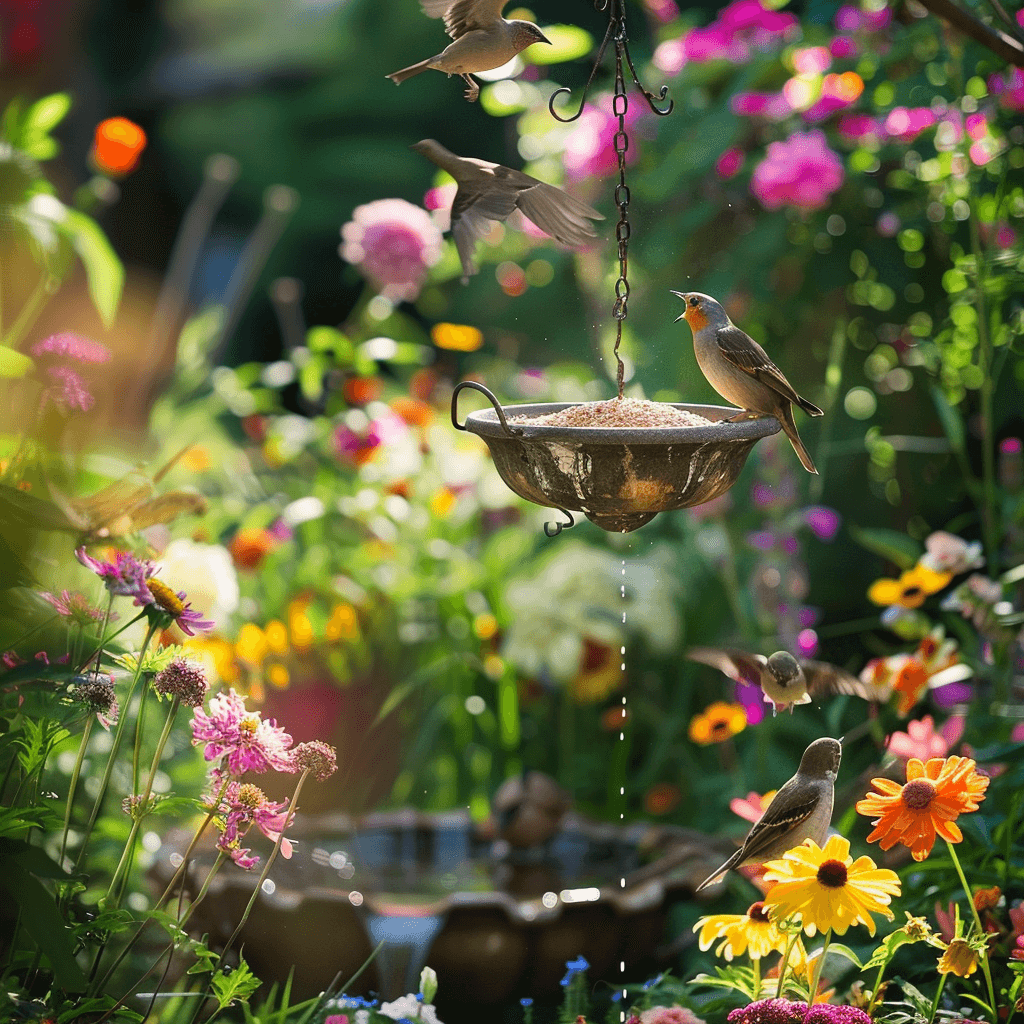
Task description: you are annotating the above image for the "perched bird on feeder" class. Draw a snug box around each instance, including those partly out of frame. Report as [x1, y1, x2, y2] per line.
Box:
[387, 0, 551, 102]
[491, 769, 571, 850]
[672, 292, 824, 474]
[411, 139, 604, 283]
[687, 647, 883, 716]
[696, 736, 842, 892]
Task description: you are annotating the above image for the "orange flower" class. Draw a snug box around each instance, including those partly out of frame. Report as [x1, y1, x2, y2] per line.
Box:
[391, 396, 434, 427]
[229, 527, 277, 570]
[570, 639, 622, 704]
[856, 756, 990, 861]
[644, 782, 681, 816]
[431, 322, 484, 352]
[342, 376, 382, 405]
[91, 117, 147, 176]
[688, 701, 746, 745]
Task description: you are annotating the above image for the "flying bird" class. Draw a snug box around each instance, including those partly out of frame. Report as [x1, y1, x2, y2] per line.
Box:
[412, 139, 604, 283]
[696, 736, 842, 892]
[387, 0, 551, 102]
[672, 291, 823, 473]
[687, 647, 883, 716]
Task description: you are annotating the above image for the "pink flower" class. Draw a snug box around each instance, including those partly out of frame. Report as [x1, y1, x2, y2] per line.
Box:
[215, 782, 296, 865]
[730, 789, 775, 823]
[563, 101, 642, 181]
[992, 67, 1024, 111]
[834, 5, 861, 30]
[40, 590, 109, 625]
[886, 715, 950, 761]
[41, 365, 94, 412]
[796, 628, 818, 658]
[837, 113, 881, 143]
[730, 91, 790, 119]
[882, 106, 937, 142]
[863, 7, 892, 29]
[791, 46, 831, 74]
[653, 38, 687, 76]
[325, 1017, 350, 1024]
[340, 198, 442, 302]
[803, 506, 840, 541]
[191, 689, 294, 775]
[715, 147, 745, 178]
[684, 23, 742, 62]
[143, 579, 215, 636]
[876, 212, 900, 237]
[641, 0, 680, 24]
[31, 333, 110, 363]
[920, 531, 983, 575]
[750, 131, 844, 211]
[640, 1008, 705, 1024]
[76, 547, 156, 602]
[829, 36, 858, 58]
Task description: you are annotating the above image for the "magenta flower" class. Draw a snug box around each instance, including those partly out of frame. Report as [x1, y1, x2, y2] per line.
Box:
[735, 680, 766, 725]
[834, 4, 861, 30]
[991, 66, 1024, 112]
[683, 23, 742, 63]
[883, 106, 937, 142]
[215, 782, 295, 866]
[837, 113, 881, 143]
[803, 505, 840, 541]
[563, 101, 643, 181]
[715, 147, 745, 178]
[731, 91, 790, 119]
[41, 365, 95, 412]
[829, 35, 858, 58]
[750, 131, 844, 211]
[340, 198, 443, 303]
[728, 1000, 871, 1024]
[31, 333, 110, 363]
[192, 688, 294, 775]
[76, 546, 156, 602]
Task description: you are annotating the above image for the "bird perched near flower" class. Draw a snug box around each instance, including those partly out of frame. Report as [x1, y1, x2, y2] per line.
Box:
[687, 647, 882, 716]
[672, 292, 823, 473]
[387, 0, 551, 102]
[412, 139, 604, 283]
[696, 736, 842, 891]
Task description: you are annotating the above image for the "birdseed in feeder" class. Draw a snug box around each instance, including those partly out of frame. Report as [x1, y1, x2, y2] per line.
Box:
[513, 398, 713, 429]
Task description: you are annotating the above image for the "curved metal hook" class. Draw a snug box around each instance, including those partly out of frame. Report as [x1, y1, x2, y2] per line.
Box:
[620, 41, 674, 116]
[543, 507, 575, 537]
[548, 14, 616, 123]
[450, 380, 521, 437]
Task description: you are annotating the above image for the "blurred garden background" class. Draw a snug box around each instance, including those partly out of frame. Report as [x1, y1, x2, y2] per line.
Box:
[1, 0, 1024, 1020]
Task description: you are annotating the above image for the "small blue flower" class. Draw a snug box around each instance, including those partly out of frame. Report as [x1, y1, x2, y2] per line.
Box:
[416, 993, 424, 1002]
[642, 972, 664, 991]
[560, 955, 590, 986]
[520, 998, 534, 1007]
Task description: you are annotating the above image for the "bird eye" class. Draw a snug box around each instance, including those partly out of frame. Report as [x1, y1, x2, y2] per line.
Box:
[688, 297, 698, 307]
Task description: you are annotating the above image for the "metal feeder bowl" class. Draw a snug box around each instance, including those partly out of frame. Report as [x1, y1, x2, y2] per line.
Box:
[452, 382, 781, 533]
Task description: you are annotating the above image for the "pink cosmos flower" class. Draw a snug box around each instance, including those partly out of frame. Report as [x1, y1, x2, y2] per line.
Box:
[40, 590, 110, 625]
[750, 131, 844, 211]
[563, 101, 642, 181]
[41, 365, 95, 412]
[76, 547, 156, 602]
[886, 714, 964, 761]
[31, 333, 110, 363]
[340, 198, 443, 302]
[332, 409, 409, 466]
[191, 688, 294, 775]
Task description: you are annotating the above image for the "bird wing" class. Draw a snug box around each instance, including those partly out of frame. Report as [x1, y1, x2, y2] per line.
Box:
[514, 180, 603, 247]
[715, 324, 807, 408]
[687, 647, 767, 689]
[420, 0, 508, 38]
[735, 778, 820, 862]
[803, 660, 881, 701]
[450, 182, 523, 281]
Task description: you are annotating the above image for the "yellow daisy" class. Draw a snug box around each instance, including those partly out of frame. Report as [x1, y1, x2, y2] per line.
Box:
[867, 563, 952, 609]
[688, 701, 747, 745]
[693, 901, 789, 961]
[762, 834, 901, 937]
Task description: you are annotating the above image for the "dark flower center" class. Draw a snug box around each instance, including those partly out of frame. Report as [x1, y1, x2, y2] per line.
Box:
[746, 901, 770, 923]
[902, 778, 937, 809]
[902, 585, 923, 600]
[816, 859, 848, 888]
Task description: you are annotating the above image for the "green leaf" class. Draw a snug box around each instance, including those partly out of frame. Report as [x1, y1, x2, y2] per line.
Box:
[847, 523, 921, 570]
[862, 930, 915, 970]
[930, 384, 966, 454]
[826, 942, 864, 969]
[299, 354, 326, 402]
[25, 93, 71, 136]
[212, 954, 262, 1009]
[2, 863, 87, 990]
[0, 345, 34, 378]
[58, 209, 123, 328]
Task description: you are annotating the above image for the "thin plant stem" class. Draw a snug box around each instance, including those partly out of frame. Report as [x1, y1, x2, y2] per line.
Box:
[59, 716, 94, 865]
[775, 927, 799, 999]
[76, 609, 147, 674]
[927, 972, 948, 1024]
[5, 272, 55, 351]
[866, 956, 888, 1016]
[945, 839, 997, 1019]
[808, 929, 831, 1005]
[72, 622, 158, 874]
[809, 320, 846, 502]
[752, 956, 761, 1000]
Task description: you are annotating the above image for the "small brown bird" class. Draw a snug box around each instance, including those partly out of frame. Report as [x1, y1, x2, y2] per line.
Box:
[412, 139, 604, 283]
[673, 292, 823, 473]
[387, 0, 551, 102]
[492, 769, 571, 849]
[687, 647, 883, 716]
[696, 736, 842, 891]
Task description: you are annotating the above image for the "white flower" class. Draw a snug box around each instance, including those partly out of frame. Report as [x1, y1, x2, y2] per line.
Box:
[156, 539, 239, 635]
[920, 531, 984, 575]
[379, 993, 443, 1024]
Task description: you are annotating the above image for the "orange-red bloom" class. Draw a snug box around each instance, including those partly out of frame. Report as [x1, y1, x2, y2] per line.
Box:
[856, 755, 989, 861]
[91, 117, 147, 176]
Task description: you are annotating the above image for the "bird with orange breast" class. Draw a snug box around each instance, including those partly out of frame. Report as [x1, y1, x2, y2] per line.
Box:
[673, 291, 823, 473]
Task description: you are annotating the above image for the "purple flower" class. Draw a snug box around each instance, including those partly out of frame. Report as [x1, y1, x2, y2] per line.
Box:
[340, 198, 442, 303]
[560, 955, 589, 985]
[829, 36, 858, 58]
[191, 688, 294, 775]
[834, 4, 861, 30]
[803, 506, 840, 541]
[76, 547, 156, 602]
[735, 680, 765, 725]
[153, 659, 209, 707]
[41, 365, 94, 412]
[31, 333, 110, 363]
[750, 131, 844, 211]
[727, 1000, 870, 1024]
[796, 628, 818, 658]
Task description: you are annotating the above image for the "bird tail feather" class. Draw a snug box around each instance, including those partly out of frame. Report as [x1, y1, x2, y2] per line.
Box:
[797, 395, 824, 417]
[387, 59, 433, 84]
[780, 404, 818, 474]
[696, 848, 744, 892]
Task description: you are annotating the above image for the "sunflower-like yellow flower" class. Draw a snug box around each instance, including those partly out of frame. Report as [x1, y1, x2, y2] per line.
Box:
[867, 563, 952, 609]
[694, 901, 789, 961]
[762, 834, 901, 937]
[688, 701, 747, 745]
[937, 937, 979, 977]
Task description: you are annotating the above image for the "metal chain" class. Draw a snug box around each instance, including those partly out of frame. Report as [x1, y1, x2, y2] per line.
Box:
[610, 19, 630, 401]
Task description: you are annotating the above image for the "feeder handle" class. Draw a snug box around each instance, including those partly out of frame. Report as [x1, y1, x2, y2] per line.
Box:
[450, 381, 521, 437]
[544, 508, 575, 537]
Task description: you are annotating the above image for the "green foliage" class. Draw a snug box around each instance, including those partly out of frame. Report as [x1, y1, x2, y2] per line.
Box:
[212, 955, 263, 1010]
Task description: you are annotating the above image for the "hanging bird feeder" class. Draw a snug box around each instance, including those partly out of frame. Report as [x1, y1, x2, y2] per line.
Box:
[451, 0, 780, 534]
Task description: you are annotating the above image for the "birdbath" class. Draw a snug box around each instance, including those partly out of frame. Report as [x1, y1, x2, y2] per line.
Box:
[152, 809, 727, 1006]
[449, 0, 781, 534]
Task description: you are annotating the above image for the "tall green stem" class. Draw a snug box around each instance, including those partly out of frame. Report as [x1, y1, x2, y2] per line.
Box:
[945, 839, 997, 1019]
[927, 973, 948, 1024]
[808, 929, 831, 1005]
[775, 927, 799, 999]
[5, 272, 55, 351]
[59, 716, 94, 865]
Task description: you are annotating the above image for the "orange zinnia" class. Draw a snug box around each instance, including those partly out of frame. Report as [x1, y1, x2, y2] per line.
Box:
[856, 755, 989, 861]
[91, 117, 147, 176]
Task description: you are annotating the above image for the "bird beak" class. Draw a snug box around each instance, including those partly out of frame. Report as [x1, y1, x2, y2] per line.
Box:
[670, 290, 688, 322]
[536, 31, 552, 44]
